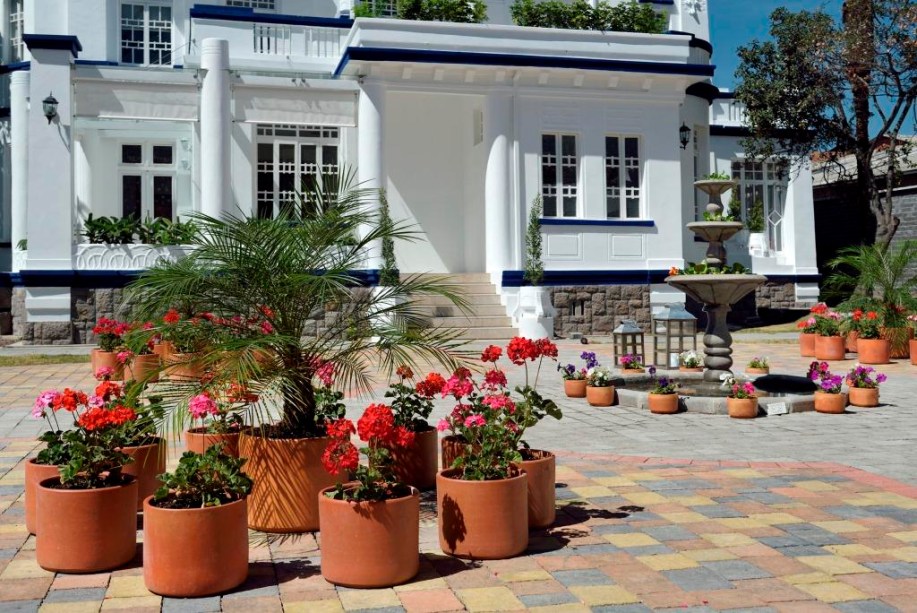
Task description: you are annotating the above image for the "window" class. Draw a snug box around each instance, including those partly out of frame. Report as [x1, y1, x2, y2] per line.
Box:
[227, 0, 276, 8]
[356, 0, 398, 17]
[255, 125, 340, 219]
[120, 1, 172, 66]
[9, 0, 24, 62]
[541, 134, 577, 218]
[119, 143, 176, 220]
[732, 160, 787, 252]
[605, 136, 641, 219]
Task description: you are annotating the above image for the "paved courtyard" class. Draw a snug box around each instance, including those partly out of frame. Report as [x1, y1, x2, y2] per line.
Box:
[0, 337, 916, 611]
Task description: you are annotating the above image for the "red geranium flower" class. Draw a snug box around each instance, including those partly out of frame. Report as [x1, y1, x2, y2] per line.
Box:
[507, 337, 538, 365]
[481, 345, 502, 363]
[163, 309, 181, 324]
[416, 372, 446, 397]
[535, 338, 558, 358]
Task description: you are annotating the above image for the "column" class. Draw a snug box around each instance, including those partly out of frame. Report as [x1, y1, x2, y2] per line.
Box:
[484, 93, 513, 278]
[10, 70, 29, 271]
[200, 38, 231, 219]
[357, 81, 385, 270]
[74, 133, 92, 221]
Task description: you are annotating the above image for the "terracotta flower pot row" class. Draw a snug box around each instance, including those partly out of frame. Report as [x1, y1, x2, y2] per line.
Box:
[564, 380, 616, 406]
[802, 330, 915, 362]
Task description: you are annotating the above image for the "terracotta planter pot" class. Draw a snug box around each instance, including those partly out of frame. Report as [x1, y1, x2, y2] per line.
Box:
[319, 486, 420, 588]
[152, 341, 174, 359]
[648, 393, 679, 415]
[518, 450, 556, 529]
[622, 368, 645, 374]
[846, 331, 859, 353]
[437, 468, 528, 559]
[799, 333, 816, 357]
[856, 338, 890, 365]
[122, 439, 167, 511]
[848, 387, 879, 408]
[815, 335, 846, 361]
[440, 435, 468, 471]
[814, 391, 847, 414]
[746, 367, 770, 375]
[92, 349, 123, 380]
[910, 338, 917, 366]
[185, 429, 241, 457]
[166, 352, 206, 382]
[25, 460, 61, 535]
[563, 379, 587, 398]
[124, 353, 160, 383]
[239, 432, 341, 533]
[880, 326, 913, 359]
[679, 366, 703, 373]
[586, 385, 614, 407]
[143, 496, 248, 597]
[36, 476, 138, 573]
[727, 397, 759, 419]
[389, 427, 437, 490]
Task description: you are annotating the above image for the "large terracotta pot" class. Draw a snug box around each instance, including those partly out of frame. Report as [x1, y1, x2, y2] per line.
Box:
[881, 326, 913, 359]
[36, 476, 138, 573]
[563, 379, 587, 398]
[185, 429, 241, 457]
[143, 496, 248, 597]
[122, 439, 167, 511]
[648, 393, 679, 415]
[92, 349, 123, 380]
[389, 427, 437, 490]
[910, 338, 917, 366]
[124, 353, 160, 383]
[622, 368, 645, 375]
[25, 460, 61, 535]
[437, 468, 528, 559]
[848, 387, 879, 408]
[166, 352, 206, 382]
[856, 338, 890, 365]
[727, 397, 758, 419]
[152, 341, 174, 359]
[518, 450, 555, 529]
[440, 435, 468, 471]
[239, 432, 341, 533]
[845, 331, 859, 353]
[799, 333, 816, 357]
[814, 391, 847, 414]
[679, 366, 703, 373]
[815, 335, 846, 361]
[746, 367, 770, 376]
[318, 486, 419, 588]
[586, 385, 614, 407]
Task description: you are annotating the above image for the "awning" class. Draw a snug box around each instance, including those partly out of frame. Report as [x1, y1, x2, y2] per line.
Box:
[74, 81, 199, 121]
[232, 86, 357, 126]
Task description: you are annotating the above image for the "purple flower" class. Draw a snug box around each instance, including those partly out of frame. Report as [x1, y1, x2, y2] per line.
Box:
[648, 365, 657, 376]
[580, 351, 598, 369]
[876, 373, 887, 384]
[658, 376, 669, 387]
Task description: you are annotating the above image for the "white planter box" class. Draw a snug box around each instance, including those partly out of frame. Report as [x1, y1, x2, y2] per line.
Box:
[74, 244, 195, 271]
[512, 286, 555, 339]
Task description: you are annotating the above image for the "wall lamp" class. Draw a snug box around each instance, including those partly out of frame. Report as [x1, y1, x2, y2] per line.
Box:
[679, 123, 691, 150]
[42, 92, 59, 124]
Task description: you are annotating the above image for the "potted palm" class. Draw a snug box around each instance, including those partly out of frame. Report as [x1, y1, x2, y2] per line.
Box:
[679, 350, 703, 372]
[647, 368, 680, 415]
[143, 445, 252, 597]
[184, 382, 250, 457]
[586, 366, 615, 406]
[319, 404, 419, 587]
[725, 379, 759, 419]
[846, 365, 886, 408]
[91, 317, 128, 379]
[746, 356, 769, 375]
[384, 365, 439, 490]
[126, 171, 466, 533]
[812, 304, 846, 361]
[808, 361, 847, 414]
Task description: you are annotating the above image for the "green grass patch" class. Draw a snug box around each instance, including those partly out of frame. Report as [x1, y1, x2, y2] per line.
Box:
[0, 354, 91, 367]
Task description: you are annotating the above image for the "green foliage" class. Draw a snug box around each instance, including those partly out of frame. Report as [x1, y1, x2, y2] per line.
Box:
[727, 190, 743, 222]
[137, 217, 198, 245]
[58, 427, 133, 489]
[378, 189, 399, 287]
[397, 0, 487, 23]
[678, 262, 750, 275]
[510, 0, 666, 33]
[513, 384, 561, 448]
[83, 214, 196, 245]
[703, 211, 736, 222]
[746, 198, 765, 233]
[385, 380, 435, 432]
[524, 197, 544, 286]
[704, 171, 732, 181]
[16, 239, 27, 250]
[353, 1, 386, 17]
[315, 387, 348, 424]
[153, 445, 252, 508]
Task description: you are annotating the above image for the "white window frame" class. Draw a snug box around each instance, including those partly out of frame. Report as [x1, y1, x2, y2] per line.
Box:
[120, 1, 173, 66]
[118, 142, 177, 220]
[731, 159, 788, 253]
[604, 134, 643, 220]
[540, 133, 579, 218]
[227, 0, 277, 9]
[9, 0, 24, 62]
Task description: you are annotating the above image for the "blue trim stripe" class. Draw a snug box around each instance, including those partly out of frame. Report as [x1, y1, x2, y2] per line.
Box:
[0, 61, 30, 74]
[540, 218, 655, 228]
[74, 60, 119, 67]
[23, 34, 82, 57]
[0, 269, 382, 288]
[640, 0, 675, 4]
[335, 47, 715, 78]
[190, 3, 353, 28]
[686, 81, 719, 104]
[710, 125, 752, 137]
[502, 269, 670, 287]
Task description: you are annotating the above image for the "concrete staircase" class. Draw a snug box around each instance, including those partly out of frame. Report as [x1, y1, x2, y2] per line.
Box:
[405, 273, 517, 341]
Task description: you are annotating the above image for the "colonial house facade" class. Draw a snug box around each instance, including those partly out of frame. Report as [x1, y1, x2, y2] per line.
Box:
[0, 0, 819, 342]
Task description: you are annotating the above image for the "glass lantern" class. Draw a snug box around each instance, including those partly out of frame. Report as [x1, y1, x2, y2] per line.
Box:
[652, 304, 698, 368]
[612, 320, 645, 367]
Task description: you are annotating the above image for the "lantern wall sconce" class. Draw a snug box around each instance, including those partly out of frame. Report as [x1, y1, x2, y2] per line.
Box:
[679, 123, 691, 149]
[42, 93, 59, 124]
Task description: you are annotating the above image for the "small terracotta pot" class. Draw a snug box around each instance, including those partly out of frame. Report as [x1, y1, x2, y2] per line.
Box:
[586, 385, 614, 407]
[622, 368, 645, 374]
[239, 432, 342, 533]
[727, 397, 758, 419]
[746, 367, 770, 375]
[881, 326, 913, 359]
[848, 386, 879, 408]
[185, 429, 241, 457]
[152, 341, 174, 359]
[166, 352, 206, 382]
[815, 335, 846, 361]
[856, 338, 890, 365]
[25, 460, 62, 535]
[124, 353, 160, 383]
[814, 391, 847, 414]
[799, 333, 816, 357]
[563, 379, 587, 398]
[437, 468, 528, 559]
[389, 427, 437, 490]
[440, 435, 468, 471]
[92, 349, 123, 380]
[319, 486, 420, 588]
[910, 338, 917, 366]
[122, 439, 167, 511]
[518, 450, 556, 529]
[143, 496, 248, 597]
[679, 366, 703, 373]
[648, 393, 679, 415]
[845, 331, 859, 353]
[36, 476, 138, 573]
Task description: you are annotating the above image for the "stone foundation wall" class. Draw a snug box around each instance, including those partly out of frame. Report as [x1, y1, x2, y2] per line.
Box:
[755, 281, 799, 310]
[550, 285, 651, 336]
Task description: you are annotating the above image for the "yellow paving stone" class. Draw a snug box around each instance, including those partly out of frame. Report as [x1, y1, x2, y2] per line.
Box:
[843, 497, 879, 507]
[100, 596, 161, 610]
[568, 585, 639, 606]
[455, 586, 525, 612]
[862, 492, 917, 508]
[603, 533, 661, 548]
[0, 558, 54, 580]
[795, 581, 870, 603]
[497, 569, 554, 582]
[528, 605, 592, 613]
[784, 572, 835, 585]
[106, 575, 156, 598]
[593, 477, 636, 487]
[621, 492, 668, 505]
[700, 532, 756, 548]
[717, 517, 768, 530]
[794, 480, 840, 492]
[39, 603, 101, 613]
[824, 544, 879, 557]
[682, 548, 738, 562]
[888, 547, 917, 562]
[658, 511, 708, 524]
[338, 588, 401, 611]
[620, 472, 663, 481]
[889, 531, 917, 543]
[748, 513, 802, 525]
[812, 521, 868, 534]
[667, 496, 716, 507]
[393, 576, 449, 591]
[554, 466, 579, 477]
[721, 469, 765, 478]
[0, 523, 27, 534]
[797, 555, 871, 575]
[635, 553, 699, 571]
[284, 601, 344, 613]
[569, 486, 615, 499]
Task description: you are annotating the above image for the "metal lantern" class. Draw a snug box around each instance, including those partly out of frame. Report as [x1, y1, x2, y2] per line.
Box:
[652, 304, 698, 368]
[42, 92, 59, 124]
[612, 319, 645, 367]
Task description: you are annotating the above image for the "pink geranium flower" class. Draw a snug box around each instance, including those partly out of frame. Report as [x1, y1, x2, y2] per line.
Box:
[188, 393, 219, 419]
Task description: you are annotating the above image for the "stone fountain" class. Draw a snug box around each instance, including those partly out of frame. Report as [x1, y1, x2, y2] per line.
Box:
[666, 179, 766, 382]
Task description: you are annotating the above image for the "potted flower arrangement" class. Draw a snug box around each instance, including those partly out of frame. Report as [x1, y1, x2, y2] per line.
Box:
[91, 317, 128, 379]
[679, 350, 703, 372]
[619, 353, 645, 373]
[121, 323, 160, 382]
[160, 309, 214, 381]
[647, 367, 680, 415]
[384, 365, 439, 490]
[558, 350, 595, 397]
[35, 401, 138, 572]
[586, 365, 615, 407]
[746, 357, 769, 375]
[812, 304, 846, 361]
[143, 445, 252, 597]
[797, 315, 818, 357]
[725, 379, 759, 419]
[319, 405, 419, 587]
[184, 382, 251, 457]
[846, 365, 886, 408]
[808, 361, 847, 414]
[848, 310, 890, 364]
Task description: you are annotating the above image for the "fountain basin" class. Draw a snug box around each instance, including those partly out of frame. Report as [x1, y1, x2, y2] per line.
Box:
[686, 221, 745, 244]
[665, 274, 767, 306]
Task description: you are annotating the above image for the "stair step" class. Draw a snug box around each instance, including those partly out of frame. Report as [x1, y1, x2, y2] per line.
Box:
[440, 326, 519, 340]
[417, 304, 507, 317]
[414, 294, 503, 306]
[431, 316, 513, 328]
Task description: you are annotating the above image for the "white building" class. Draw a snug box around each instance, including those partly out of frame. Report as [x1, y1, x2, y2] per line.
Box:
[0, 0, 819, 342]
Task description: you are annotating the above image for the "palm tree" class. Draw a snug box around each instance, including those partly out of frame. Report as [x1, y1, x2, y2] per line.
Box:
[126, 170, 470, 438]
